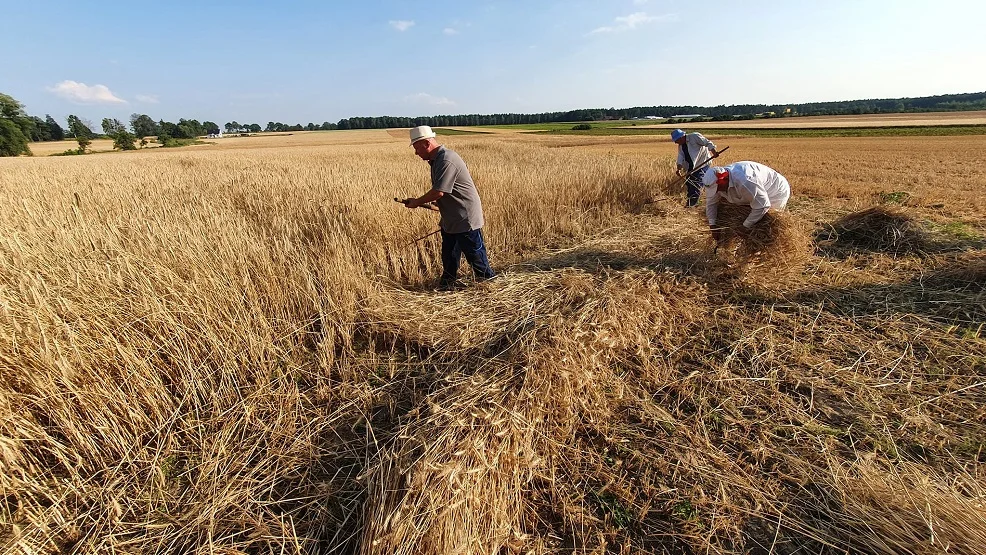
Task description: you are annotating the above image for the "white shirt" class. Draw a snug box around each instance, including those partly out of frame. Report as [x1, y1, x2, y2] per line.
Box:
[706, 161, 791, 228]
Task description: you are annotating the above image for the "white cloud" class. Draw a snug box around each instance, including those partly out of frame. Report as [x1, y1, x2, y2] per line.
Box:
[135, 94, 159, 104]
[47, 80, 126, 104]
[404, 92, 456, 106]
[589, 11, 674, 34]
[389, 20, 415, 31]
[443, 27, 459, 35]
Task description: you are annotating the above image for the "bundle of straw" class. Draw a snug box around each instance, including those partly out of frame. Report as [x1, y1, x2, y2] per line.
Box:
[711, 204, 811, 274]
[816, 206, 928, 256]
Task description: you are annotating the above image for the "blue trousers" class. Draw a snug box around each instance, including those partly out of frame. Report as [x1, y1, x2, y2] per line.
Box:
[440, 229, 495, 285]
[686, 167, 707, 207]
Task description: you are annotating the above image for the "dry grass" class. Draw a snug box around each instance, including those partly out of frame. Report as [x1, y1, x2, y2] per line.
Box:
[1, 131, 984, 554]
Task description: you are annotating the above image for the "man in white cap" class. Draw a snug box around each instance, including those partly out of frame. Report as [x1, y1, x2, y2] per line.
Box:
[401, 125, 495, 290]
[702, 161, 791, 244]
[671, 128, 719, 207]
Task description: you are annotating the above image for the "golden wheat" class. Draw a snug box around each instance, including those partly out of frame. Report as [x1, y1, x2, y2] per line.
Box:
[1, 131, 984, 554]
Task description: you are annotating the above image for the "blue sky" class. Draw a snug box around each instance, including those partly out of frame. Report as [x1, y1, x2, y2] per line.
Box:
[2, 0, 984, 126]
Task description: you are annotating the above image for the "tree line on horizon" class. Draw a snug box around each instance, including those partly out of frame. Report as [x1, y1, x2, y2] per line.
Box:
[1, 92, 302, 156]
[3, 90, 986, 156]
[335, 91, 986, 129]
[2, 90, 340, 157]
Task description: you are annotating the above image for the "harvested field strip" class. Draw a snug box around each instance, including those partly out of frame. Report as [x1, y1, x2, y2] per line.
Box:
[344, 229, 986, 553]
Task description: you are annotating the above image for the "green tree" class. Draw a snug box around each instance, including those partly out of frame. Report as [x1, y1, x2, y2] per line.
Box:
[157, 120, 181, 142]
[203, 121, 220, 135]
[28, 116, 52, 142]
[156, 129, 172, 145]
[45, 115, 65, 141]
[111, 130, 137, 150]
[67, 115, 94, 153]
[130, 113, 158, 138]
[0, 118, 31, 156]
[102, 117, 136, 150]
[102, 118, 126, 135]
[178, 118, 205, 137]
[1, 92, 27, 120]
[0, 93, 32, 156]
[247, 123, 261, 133]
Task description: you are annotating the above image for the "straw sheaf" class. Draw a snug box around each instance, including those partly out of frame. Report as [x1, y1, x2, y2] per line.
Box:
[816, 206, 930, 256]
[710, 203, 813, 280]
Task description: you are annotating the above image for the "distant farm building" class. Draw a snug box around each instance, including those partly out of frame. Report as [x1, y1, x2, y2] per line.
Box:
[670, 114, 704, 120]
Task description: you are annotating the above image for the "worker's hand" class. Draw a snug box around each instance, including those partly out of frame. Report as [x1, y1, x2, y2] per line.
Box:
[404, 198, 421, 208]
[710, 226, 724, 245]
[711, 149, 719, 157]
[676, 165, 684, 176]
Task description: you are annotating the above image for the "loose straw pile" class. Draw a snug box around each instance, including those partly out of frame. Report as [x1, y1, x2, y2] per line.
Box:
[712, 204, 812, 276]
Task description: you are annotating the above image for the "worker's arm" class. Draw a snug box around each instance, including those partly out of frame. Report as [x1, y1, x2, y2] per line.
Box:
[706, 193, 720, 227]
[743, 186, 772, 228]
[407, 159, 456, 208]
[405, 188, 444, 208]
[694, 133, 718, 156]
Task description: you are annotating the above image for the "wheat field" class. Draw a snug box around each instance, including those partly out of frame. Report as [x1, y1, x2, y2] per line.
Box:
[1, 130, 984, 554]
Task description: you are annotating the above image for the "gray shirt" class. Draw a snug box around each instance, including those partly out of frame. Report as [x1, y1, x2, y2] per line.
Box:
[429, 146, 485, 234]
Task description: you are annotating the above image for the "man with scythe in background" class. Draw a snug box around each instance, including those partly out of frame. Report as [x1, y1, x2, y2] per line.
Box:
[399, 125, 496, 291]
[671, 128, 719, 207]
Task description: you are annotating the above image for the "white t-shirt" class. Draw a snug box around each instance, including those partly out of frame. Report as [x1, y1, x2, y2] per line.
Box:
[706, 161, 790, 228]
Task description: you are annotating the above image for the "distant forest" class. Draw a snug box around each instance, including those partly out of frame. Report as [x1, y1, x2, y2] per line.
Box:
[335, 91, 986, 130]
[5, 90, 986, 157]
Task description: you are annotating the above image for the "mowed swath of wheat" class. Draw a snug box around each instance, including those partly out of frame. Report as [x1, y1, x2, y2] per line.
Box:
[1, 130, 984, 554]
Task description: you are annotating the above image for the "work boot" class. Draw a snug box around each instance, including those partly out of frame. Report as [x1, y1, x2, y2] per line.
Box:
[437, 279, 465, 292]
[475, 271, 498, 283]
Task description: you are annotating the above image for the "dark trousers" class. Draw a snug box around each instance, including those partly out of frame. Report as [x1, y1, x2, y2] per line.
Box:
[685, 167, 707, 207]
[440, 228, 495, 285]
